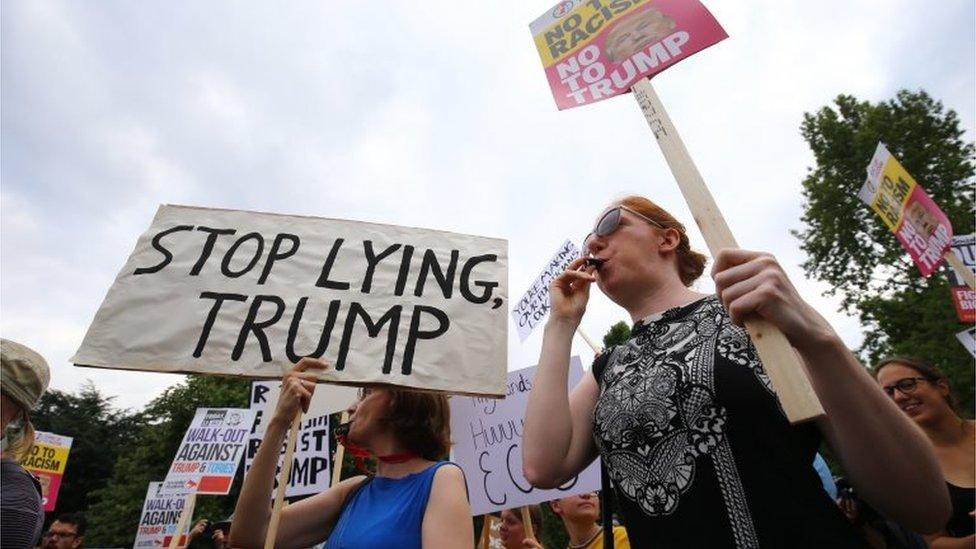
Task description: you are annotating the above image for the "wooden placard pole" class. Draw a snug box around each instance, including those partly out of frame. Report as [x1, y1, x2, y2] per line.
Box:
[331, 411, 350, 487]
[630, 77, 825, 423]
[944, 251, 976, 290]
[520, 506, 536, 541]
[263, 413, 302, 549]
[576, 327, 602, 354]
[167, 492, 196, 549]
[478, 515, 494, 549]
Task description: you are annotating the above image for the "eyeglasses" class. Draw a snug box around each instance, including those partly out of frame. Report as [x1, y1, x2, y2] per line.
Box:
[356, 387, 375, 401]
[881, 377, 930, 397]
[43, 532, 78, 539]
[582, 205, 665, 253]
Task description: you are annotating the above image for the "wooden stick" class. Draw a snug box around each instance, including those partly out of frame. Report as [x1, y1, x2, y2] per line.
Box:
[945, 250, 976, 290]
[264, 413, 302, 549]
[576, 327, 602, 353]
[631, 77, 824, 423]
[478, 515, 493, 549]
[520, 506, 536, 540]
[331, 411, 350, 487]
[167, 492, 196, 549]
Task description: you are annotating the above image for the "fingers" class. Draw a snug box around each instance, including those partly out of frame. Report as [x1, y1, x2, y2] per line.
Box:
[711, 248, 771, 277]
[282, 375, 314, 414]
[293, 356, 329, 372]
[712, 250, 778, 287]
[715, 270, 783, 327]
[277, 359, 328, 417]
[556, 268, 596, 285]
[712, 250, 788, 326]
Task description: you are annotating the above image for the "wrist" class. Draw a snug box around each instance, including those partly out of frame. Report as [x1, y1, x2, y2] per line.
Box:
[267, 412, 293, 431]
[545, 315, 580, 333]
[792, 324, 846, 362]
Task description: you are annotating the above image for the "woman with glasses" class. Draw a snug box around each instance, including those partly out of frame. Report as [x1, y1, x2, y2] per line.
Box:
[523, 195, 950, 548]
[230, 357, 472, 548]
[875, 357, 975, 547]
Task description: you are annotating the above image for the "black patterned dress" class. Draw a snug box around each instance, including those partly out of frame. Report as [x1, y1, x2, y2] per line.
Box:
[591, 296, 864, 548]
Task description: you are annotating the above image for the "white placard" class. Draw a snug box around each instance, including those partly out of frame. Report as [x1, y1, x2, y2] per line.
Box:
[160, 407, 257, 495]
[133, 482, 191, 548]
[72, 204, 509, 396]
[245, 381, 336, 497]
[511, 240, 579, 341]
[947, 234, 976, 286]
[956, 327, 976, 359]
[450, 357, 601, 516]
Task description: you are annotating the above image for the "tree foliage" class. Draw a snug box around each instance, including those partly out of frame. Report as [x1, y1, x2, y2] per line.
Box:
[603, 321, 632, 348]
[82, 375, 250, 546]
[795, 89, 975, 412]
[31, 382, 143, 520]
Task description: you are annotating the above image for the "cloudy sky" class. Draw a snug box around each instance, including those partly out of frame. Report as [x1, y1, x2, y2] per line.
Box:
[2, 1, 973, 410]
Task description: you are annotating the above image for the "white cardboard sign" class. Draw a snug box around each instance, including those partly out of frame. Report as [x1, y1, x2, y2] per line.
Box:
[245, 381, 338, 498]
[160, 407, 256, 495]
[956, 327, 976, 360]
[133, 482, 191, 548]
[72, 204, 509, 397]
[947, 234, 976, 285]
[450, 357, 601, 516]
[511, 240, 579, 341]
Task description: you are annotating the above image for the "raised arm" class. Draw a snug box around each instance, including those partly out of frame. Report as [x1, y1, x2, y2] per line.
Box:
[230, 358, 363, 548]
[523, 257, 601, 488]
[712, 248, 950, 533]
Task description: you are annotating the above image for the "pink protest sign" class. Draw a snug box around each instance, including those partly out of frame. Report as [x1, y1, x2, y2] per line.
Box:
[530, 0, 727, 110]
[859, 143, 954, 277]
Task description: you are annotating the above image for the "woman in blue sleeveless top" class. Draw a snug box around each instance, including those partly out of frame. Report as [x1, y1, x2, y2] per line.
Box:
[231, 357, 473, 548]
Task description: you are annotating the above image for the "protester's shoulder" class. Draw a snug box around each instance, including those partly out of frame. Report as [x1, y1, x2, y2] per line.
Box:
[591, 347, 616, 385]
[332, 474, 370, 498]
[0, 459, 41, 503]
[612, 525, 631, 547]
[431, 461, 465, 484]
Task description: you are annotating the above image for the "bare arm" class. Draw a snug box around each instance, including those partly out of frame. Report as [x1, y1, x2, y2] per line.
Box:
[230, 358, 363, 548]
[421, 465, 474, 548]
[712, 249, 950, 533]
[523, 257, 601, 488]
[926, 532, 976, 548]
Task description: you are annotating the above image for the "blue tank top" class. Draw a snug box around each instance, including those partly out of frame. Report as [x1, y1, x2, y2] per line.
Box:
[325, 461, 456, 549]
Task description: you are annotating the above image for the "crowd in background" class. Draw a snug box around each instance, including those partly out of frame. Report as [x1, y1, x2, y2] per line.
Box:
[1, 198, 973, 548]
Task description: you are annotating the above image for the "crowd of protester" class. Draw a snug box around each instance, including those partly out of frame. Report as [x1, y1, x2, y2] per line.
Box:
[1, 195, 973, 548]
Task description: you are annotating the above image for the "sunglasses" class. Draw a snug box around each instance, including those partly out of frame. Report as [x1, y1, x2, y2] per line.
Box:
[881, 377, 930, 397]
[582, 205, 665, 253]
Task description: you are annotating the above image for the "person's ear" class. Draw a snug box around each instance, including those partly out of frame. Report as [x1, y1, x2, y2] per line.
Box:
[658, 227, 681, 252]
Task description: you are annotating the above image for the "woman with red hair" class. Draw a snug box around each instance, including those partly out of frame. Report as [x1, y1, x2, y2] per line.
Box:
[523, 195, 949, 548]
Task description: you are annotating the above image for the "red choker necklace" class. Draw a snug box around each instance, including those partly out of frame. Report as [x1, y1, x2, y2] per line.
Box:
[335, 424, 418, 473]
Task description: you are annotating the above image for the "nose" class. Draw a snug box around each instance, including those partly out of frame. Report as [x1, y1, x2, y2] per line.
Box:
[346, 399, 359, 416]
[586, 235, 608, 256]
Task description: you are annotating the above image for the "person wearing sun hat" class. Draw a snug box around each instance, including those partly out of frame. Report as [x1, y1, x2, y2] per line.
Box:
[2, 338, 51, 549]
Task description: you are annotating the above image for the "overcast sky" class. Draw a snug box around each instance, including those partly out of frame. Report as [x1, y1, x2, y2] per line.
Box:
[2, 1, 974, 410]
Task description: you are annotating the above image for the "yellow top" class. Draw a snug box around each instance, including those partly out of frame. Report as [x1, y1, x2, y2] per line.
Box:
[577, 525, 630, 549]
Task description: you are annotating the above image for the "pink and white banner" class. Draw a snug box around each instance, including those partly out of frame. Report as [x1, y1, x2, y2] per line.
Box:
[530, 0, 727, 110]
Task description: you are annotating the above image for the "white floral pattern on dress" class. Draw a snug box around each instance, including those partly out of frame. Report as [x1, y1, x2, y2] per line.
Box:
[593, 296, 766, 548]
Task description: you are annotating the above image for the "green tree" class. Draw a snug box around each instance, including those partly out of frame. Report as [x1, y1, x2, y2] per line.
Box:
[795, 89, 975, 412]
[84, 375, 250, 546]
[31, 382, 143, 518]
[603, 321, 631, 348]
